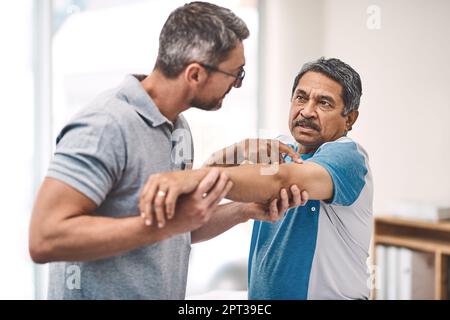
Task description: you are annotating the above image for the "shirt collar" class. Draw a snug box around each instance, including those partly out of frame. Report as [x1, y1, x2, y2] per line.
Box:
[117, 74, 172, 128]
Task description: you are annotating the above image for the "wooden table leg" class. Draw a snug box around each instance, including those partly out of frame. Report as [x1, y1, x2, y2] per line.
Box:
[435, 252, 448, 300]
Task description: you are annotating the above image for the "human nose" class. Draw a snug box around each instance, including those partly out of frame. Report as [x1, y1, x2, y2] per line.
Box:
[300, 100, 317, 118]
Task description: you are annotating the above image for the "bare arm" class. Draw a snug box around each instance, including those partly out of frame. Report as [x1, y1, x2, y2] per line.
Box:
[203, 138, 300, 167]
[29, 178, 165, 263]
[30, 169, 231, 263]
[222, 162, 333, 203]
[140, 162, 331, 225]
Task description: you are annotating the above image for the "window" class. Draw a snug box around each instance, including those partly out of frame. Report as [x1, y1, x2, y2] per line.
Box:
[0, 1, 35, 299]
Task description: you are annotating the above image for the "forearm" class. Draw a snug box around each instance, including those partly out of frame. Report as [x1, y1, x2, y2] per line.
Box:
[187, 164, 285, 204]
[216, 163, 331, 203]
[220, 165, 285, 203]
[30, 214, 174, 263]
[191, 202, 250, 244]
[192, 162, 326, 203]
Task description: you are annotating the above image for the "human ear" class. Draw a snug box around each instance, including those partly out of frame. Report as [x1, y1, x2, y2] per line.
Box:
[346, 110, 359, 131]
[184, 63, 208, 87]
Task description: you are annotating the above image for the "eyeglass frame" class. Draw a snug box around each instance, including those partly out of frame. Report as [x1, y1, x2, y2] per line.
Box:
[198, 63, 245, 88]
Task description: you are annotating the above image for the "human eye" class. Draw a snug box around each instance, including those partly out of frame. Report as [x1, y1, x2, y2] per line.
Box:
[295, 95, 307, 104]
[319, 100, 333, 109]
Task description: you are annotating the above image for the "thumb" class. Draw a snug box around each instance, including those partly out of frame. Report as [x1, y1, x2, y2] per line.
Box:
[278, 142, 300, 160]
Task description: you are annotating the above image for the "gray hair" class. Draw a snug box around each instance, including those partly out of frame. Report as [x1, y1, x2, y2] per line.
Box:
[291, 57, 362, 115]
[155, 1, 250, 78]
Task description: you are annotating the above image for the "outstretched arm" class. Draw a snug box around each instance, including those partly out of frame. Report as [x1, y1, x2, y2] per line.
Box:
[140, 162, 332, 226]
[29, 169, 231, 263]
[223, 162, 332, 202]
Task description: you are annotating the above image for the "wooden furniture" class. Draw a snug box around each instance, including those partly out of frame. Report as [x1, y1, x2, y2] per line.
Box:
[372, 215, 450, 300]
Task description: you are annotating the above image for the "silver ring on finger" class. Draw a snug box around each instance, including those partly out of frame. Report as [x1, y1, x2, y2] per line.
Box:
[157, 190, 166, 197]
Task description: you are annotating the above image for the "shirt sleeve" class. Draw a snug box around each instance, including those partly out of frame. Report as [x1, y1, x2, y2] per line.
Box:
[307, 140, 368, 206]
[46, 111, 126, 206]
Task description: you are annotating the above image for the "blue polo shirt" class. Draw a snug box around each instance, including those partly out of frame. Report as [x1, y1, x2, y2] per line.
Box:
[248, 136, 373, 300]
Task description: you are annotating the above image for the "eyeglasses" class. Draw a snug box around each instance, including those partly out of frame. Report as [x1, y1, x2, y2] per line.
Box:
[199, 63, 245, 88]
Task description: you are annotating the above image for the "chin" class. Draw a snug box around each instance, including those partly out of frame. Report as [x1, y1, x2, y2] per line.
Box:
[207, 102, 222, 111]
[291, 133, 307, 144]
[194, 103, 221, 111]
[294, 135, 319, 148]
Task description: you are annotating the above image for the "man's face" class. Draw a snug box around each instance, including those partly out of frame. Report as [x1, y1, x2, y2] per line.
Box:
[191, 41, 246, 111]
[289, 71, 353, 151]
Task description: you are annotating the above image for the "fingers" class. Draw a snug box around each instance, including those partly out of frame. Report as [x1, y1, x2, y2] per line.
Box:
[140, 177, 158, 226]
[203, 172, 229, 207]
[209, 180, 233, 209]
[197, 168, 221, 195]
[300, 190, 309, 206]
[289, 185, 309, 207]
[278, 142, 302, 162]
[290, 185, 302, 207]
[140, 169, 222, 228]
[165, 186, 180, 220]
[154, 188, 168, 228]
[279, 188, 289, 213]
[269, 198, 279, 222]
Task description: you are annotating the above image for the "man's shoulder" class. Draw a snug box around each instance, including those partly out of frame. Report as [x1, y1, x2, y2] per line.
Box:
[314, 136, 369, 161]
[55, 87, 139, 147]
[70, 86, 142, 130]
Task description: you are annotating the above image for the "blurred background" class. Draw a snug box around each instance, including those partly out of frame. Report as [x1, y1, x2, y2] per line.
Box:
[1, 0, 449, 300]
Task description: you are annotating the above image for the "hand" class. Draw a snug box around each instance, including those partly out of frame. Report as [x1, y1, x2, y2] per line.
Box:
[244, 185, 309, 223]
[166, 170, 234, 235]
[139, 169, 208, 228]
[203, 139, 302, 167]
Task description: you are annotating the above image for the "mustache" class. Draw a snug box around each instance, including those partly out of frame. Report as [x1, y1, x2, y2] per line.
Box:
[293, 118, 321, 131]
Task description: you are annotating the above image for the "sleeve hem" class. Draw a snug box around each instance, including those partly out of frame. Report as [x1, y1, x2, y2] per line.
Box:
[47, 169, 104, 206]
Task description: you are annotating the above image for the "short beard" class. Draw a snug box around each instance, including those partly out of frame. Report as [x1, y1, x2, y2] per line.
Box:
[190, 97, 222, 111]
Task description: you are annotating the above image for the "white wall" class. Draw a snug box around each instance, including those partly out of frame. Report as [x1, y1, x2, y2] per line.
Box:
[259, 0, 450, 212]
[259, 0, 324, 137]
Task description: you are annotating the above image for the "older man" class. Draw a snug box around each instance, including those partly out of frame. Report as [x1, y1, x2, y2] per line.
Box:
[141, 57, 373, 300]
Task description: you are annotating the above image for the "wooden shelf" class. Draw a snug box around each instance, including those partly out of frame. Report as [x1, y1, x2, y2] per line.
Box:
[375, 215, 450, 233]
[375, 235, 450, 255]
[372, 215, 450, 300]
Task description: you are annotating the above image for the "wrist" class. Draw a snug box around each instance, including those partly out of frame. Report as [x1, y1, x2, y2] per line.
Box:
[178, 168, 210, 193]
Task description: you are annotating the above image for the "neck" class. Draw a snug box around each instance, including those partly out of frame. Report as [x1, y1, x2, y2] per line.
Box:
[140, 71, 190, 123]
[297, 144, 318, 155]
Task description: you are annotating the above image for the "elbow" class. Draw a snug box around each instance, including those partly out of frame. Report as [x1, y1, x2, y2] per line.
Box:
[29, 230, 55, 264]
[275, 164, 291, 190]
[29, 238, 52, 264]
[29, 222, 56, 264]
[274, 164, 306, 196]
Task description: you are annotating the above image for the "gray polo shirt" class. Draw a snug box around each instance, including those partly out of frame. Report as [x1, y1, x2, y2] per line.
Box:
[46, 75, 194, 299]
